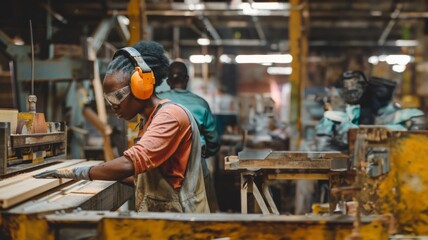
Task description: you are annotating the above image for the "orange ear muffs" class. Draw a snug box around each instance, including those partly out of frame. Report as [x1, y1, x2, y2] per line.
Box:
[130, 66, 155, 100]
[113, 47, 156, 101]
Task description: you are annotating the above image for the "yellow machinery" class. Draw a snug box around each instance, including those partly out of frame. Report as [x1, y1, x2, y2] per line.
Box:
[0, 109, 67, 176]
[347, 127, 428, 235]
[41, 211, 389, 240]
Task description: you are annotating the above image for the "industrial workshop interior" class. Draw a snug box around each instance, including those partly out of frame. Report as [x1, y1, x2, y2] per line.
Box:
[1, 0, 428, 239]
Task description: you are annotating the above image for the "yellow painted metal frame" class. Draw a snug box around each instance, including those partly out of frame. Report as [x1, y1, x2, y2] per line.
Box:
[127, 0, 148, 45]
[351, 128, 428, 235]
[1, 214, 54, 240]
[100, 215, 388, 240]
[378, 132, 428, 235]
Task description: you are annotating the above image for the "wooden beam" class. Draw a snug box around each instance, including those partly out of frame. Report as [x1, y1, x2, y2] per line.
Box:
[0, 109, 18, 134]
[267, 173, 329, 180]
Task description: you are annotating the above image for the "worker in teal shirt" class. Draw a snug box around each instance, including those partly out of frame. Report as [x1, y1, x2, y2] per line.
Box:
[158, 61, 220, 212]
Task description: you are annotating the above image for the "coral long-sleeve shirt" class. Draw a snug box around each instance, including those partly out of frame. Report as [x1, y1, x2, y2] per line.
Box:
[123, 103, 192, 189]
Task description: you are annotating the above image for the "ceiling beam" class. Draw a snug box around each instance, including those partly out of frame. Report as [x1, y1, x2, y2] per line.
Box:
[378, 3, 402, 46]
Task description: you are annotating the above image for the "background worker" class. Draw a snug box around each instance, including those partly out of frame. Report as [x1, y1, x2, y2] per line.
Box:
[158, 61, 220, 212]
[316, 71, 425, 151]
[35, 41, 210, 213]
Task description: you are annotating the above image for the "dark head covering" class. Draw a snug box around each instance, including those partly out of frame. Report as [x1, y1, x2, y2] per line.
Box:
[359, 76, 397, 124]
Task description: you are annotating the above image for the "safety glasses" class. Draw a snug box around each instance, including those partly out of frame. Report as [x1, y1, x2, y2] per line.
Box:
[104, 85, 131, 106]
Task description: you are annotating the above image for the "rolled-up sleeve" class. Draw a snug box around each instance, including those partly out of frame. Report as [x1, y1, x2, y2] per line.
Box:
[124, 110, 183, 175]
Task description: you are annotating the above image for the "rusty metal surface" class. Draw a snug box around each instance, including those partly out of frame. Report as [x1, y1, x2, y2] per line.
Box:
[351, 128, 428, 235]
[100, 212, 389, 240]
[1, 120, 67, 174]
[10, 133, 66, 148]
[16, 112, 47, 134]
[40, 211, 390, 240]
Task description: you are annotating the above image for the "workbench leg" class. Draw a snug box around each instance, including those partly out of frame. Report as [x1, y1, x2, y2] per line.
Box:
[262, 181, 280, 215]
[252, 181, 270, 214]
[241, 173, 248, 214]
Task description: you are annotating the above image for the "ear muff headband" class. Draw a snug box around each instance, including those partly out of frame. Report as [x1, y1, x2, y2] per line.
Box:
[113, 47, 155, 100]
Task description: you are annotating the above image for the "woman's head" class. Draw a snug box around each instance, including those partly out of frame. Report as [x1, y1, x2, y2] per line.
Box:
[105, 41, 169, 87]
[103, 41, 169, 120]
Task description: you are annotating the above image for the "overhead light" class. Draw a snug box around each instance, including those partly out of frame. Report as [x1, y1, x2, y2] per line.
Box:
[251, 2, 288, 10]
[392, 64, 406, 73]
[220, 54, 232, 63]
[189, 55, 213, 64]
[395, 40, 418, 47]
[370, 11, 382, 16]
[369, 54, 412, 65]
[118, 15, 130, 25]
[378, 55, 387, 62]
[242, 8, 270, 16]
[368, 56, 379, 65]
[385, 55, 411, 65]
[188, 3, 205, 11]
[197, 38, 210, 46]
[235, 54, 292, 64]
[267, 67, 292, 75]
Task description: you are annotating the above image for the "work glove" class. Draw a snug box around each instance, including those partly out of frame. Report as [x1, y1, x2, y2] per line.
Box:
[33, 166, 93, 180]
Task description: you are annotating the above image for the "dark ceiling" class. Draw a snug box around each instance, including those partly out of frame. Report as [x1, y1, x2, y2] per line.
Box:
[0, 0, 427, 57]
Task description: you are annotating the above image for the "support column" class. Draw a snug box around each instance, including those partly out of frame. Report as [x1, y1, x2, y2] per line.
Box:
[289, 0, 308, 150]
[128, 0, 148, 44]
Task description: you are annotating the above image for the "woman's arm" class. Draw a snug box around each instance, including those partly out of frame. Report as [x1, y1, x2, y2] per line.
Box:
[89, 156, 135, 181]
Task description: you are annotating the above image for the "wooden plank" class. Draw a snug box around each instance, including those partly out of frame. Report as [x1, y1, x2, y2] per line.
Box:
[266, 151, 347, 160]
[8, 180, 133, 214]
[238, 159, 331, 170]
[0, 159, 85, 188]
[0, 160, 101, 209]
[1, 181, 134, 240]
[267, 173, 329, 180]
[0, 178, 68, 208]
[224, 152, 349, 171]
[251, 181, 270, 214]
[0, 109, 18, 134]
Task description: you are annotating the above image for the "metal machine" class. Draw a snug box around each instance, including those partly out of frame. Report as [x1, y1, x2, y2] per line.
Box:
[0, 21, 67, 176]
[0, 111, 67, 175]
[347, 127, 428, 235]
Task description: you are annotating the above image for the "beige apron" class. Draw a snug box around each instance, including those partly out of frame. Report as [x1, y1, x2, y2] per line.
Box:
[134, 100, 210, 213]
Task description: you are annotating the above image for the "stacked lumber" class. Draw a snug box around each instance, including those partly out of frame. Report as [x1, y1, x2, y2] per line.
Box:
[0, 160, 101, 209]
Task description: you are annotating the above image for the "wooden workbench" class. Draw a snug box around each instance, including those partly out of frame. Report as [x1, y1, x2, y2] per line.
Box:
[0, 159, 134, 240]
[224, 151, 350, 214]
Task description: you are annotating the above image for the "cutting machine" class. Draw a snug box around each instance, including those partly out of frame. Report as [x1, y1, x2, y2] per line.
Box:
[0, 109, 67, 176]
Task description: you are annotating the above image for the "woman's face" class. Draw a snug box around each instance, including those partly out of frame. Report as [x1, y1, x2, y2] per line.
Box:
[103, 71, 143, 121]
